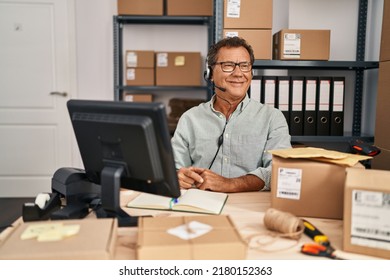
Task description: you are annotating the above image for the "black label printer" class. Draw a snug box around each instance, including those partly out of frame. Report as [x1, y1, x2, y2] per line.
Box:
[23, 167, 101, 222]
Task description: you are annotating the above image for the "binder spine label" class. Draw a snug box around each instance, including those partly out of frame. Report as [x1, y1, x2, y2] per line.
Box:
[278, 80, 289, 111]
[319, 80, 330, 110]
[305, 80, 317, 110]
[333, 81, 344, 112]
[292, 80, 303, 111]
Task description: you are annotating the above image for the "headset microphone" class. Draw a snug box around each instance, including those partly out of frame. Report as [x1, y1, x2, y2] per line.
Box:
[213, 83, 226, 92]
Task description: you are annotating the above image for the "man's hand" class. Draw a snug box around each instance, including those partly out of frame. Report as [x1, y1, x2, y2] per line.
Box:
[177, 167, 265, 192]
[177, 167, 205, 189]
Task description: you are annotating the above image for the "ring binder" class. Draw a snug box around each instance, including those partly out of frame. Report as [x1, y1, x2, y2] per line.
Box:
[317, 77, 331, 136]
[303, 77, 318, 135]
[289, 76, 304, 135]
[330, 77, 345, 136]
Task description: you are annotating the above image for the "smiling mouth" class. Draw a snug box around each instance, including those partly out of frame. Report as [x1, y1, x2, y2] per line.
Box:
[228, 81, 244, 86]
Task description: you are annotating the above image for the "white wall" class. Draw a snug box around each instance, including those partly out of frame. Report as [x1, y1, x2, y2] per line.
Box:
[74, 0, 383, 135]
[74, 0, 116, 101]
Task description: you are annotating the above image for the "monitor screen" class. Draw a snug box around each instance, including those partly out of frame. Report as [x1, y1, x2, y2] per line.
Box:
[67, 99, 181, 226]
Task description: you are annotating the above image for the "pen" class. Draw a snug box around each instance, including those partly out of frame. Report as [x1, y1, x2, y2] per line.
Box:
[169, 198, 179, 209]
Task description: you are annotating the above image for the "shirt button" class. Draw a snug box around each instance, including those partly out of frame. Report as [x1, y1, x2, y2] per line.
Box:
[225, 133, 229, 138]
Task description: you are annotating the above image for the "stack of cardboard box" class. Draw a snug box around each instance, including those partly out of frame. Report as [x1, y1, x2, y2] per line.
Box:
[124, 50, 154, 102]
[372, 0, 390, 170]
[223, 0, 273, 60]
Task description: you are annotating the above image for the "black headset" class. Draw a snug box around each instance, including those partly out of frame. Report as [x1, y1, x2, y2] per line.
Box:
[203, 58, 213, 81]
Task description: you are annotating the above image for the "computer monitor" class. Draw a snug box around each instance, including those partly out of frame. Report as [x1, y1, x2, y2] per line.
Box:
[67, 99, 181, 226]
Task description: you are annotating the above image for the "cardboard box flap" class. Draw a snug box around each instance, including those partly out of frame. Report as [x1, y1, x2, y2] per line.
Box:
[345, 168, 390, 192]
[269, 147, 372, 167]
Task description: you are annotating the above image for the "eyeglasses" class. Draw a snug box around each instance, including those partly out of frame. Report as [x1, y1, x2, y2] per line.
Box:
[214, 61, 252, 73]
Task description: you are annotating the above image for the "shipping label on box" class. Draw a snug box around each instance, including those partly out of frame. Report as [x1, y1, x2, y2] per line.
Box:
[350, 189, 390, 251]
[283, 33, 301, 59]
[275, 167, 302, 200]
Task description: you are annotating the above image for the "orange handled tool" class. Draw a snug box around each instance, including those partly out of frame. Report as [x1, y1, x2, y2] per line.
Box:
[301, 219, 344, 260]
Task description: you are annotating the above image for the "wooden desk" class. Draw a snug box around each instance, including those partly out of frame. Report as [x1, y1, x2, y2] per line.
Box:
[114, 190, 382, 260]
[0, 191, 383, 260]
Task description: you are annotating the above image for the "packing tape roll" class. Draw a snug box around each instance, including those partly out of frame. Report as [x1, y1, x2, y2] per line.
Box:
[35, 193, 50, 209]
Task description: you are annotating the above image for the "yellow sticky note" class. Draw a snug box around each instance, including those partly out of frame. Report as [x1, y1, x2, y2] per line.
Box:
[174, 56, 185, 66]
[21, 223, 80, 242]
[21, 223, 63, 240]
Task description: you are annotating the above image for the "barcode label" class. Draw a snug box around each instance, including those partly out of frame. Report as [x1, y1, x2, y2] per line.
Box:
[276, 168, 302, 200]
[350, 190, 390, 250]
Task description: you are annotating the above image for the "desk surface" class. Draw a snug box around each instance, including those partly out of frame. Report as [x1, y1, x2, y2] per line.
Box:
[0, 191, 383, 260]
[114, 190, 382, 260]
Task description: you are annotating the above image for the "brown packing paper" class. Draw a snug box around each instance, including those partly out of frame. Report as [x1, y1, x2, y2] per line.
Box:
[268, 147, 372, 167]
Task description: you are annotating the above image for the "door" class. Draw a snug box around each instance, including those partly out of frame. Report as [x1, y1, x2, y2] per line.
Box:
[0, 0, 75, 197]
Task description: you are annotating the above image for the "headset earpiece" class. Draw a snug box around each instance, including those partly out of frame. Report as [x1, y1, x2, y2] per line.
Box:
[204, 66, 213, 81]
[204, 57, 213, 81]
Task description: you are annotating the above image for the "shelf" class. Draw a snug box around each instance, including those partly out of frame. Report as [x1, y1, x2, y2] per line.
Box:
[291, 135, 374, 143]
[113, 13, 215, 101]
[119, 85, 209, 92]
[253, 60, 379, 70]
[116, 15, 212, 25]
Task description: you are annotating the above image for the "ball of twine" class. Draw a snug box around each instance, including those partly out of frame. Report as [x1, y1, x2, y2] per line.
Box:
[263, 208, 304, 240]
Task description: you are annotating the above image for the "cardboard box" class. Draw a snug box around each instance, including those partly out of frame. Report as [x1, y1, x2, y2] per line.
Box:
[0, 219, 117, 260]
[117, 0, 163, 16]
[125, 50, 155, 68]
[380, 0, 390, 62]
[373, 61, 390, 170]
[124, 94, 153, 102]
[343, 168, 390, 259]
[155, 52, 201, 86]
[273, 29, 331, 60]
[223, 0, 272, 29]
[126, 68, 155, 86]
[270, 155, 363, 219]
[136, 215, 247, 260]
[167, 0, 213, 16]
[224, 29, 272, 60]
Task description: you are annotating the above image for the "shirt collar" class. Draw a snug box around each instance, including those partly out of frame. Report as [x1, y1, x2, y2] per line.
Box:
[210, 93, 250, 113]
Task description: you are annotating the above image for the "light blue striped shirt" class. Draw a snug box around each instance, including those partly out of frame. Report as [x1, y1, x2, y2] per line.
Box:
[171, 94, 292, 190]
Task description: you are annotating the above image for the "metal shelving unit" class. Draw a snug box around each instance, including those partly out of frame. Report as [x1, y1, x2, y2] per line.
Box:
[252, 60, 378, 71]
[113, 15, 215, 101]
[247, 0, 378, 143]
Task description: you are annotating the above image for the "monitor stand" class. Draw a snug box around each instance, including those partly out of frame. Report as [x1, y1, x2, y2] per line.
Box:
[95, 165, 138, 227]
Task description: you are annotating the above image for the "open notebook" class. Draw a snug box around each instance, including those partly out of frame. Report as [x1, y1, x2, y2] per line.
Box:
[126, 189, 228, 215]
